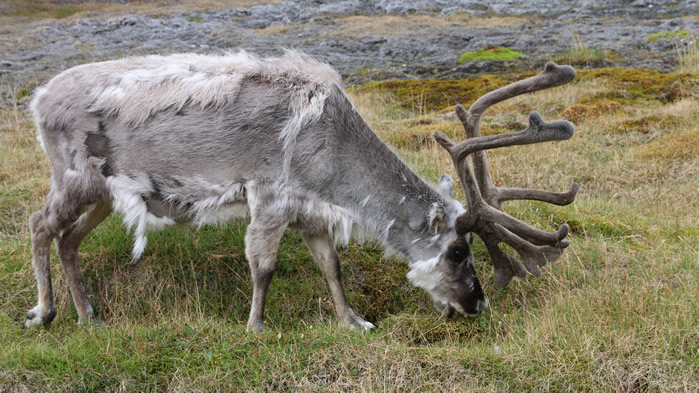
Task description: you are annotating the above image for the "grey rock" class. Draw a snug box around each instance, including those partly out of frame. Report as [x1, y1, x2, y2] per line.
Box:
[0, 0, 696, 92]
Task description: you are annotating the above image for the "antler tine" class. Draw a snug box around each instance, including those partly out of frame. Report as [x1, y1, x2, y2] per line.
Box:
[448, 111, 579, 208]
[498, 182, 579, 206]
[493, 223, 568, 277]
[454, 62, 577, 207]
[434, 131, 486, 212]
[435, 62, 579, 286]
[450, 112, 575, 164]
[468, 62, 576, 120]
[482, 234, 527, 288]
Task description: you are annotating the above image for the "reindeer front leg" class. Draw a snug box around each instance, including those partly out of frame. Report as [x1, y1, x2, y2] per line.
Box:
[245, 220, 287, 333]
[301, 232, 375, 331]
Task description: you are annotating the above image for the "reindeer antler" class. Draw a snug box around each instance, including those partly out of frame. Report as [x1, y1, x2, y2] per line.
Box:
[435, 62, 579, 288]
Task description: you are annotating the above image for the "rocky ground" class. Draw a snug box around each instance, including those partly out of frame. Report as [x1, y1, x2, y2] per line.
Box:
[0, 0, 697, 91]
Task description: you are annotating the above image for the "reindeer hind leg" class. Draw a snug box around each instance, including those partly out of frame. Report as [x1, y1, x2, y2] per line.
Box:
[25, 154, 109, 328]
[56, 200, 112, 325]
[25, 205, 60, 328]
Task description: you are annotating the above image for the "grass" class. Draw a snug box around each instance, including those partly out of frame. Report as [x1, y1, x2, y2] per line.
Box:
[357, 67, 696, 115]
[0, 1, 282, 19]
[675, 39, 698, 74]
[647, 30, 691, 43]
[300, 14, 531, 40]
[458, 46, 526, 64]
[646, 29, 698, 73]
[2, 3, 81, 19]
[1, 65, 698, 390]
[554, 34, 608, 68]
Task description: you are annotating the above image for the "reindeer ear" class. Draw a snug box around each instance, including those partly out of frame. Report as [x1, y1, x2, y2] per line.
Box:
[428, 203, 448, 234]
[435, 174, 454, 198]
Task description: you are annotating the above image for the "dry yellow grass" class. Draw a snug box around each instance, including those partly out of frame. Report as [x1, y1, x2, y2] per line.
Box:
[637, 129, 699, 160]
[319, 14, 532, 39]
[1, 64, 697, 391]
[262, 13, 533, 38]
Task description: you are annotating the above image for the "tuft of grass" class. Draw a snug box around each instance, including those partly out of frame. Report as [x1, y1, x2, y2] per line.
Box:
[555, 34, 607, 68]
[646, 29, 698, 73]
[675, 39, 699, 74]
[458, 46, 526, 64]
[15, 88, 31, 100]
[557, 47, 606, 67]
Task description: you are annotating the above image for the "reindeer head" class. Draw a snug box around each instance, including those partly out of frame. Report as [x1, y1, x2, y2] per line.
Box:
[410, 62, 579, 318]
[407, 175, 488, 317]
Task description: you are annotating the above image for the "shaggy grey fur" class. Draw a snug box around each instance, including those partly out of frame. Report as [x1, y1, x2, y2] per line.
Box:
[27, 51, 487, 331]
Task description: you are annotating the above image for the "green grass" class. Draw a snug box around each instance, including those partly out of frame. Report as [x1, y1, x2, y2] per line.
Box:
[1, 64, 697, 391]
[3, 4, 80, 19]
[647, 30, 691, 43]
[457, 46, 526, 64]
[557, 47, 606, 67]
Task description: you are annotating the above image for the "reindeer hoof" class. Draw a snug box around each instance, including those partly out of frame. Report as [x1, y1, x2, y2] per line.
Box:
[77, 313, 105, 327]
[24, 305, 56, 328]
[342, 310, 376, 332]
[246, 320, 266, 333]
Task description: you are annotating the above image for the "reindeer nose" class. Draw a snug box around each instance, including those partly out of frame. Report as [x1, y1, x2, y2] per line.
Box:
[476, 297, 489, 314]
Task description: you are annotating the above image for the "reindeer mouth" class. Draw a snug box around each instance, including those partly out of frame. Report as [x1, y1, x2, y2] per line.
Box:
[447, 297, 489, 318]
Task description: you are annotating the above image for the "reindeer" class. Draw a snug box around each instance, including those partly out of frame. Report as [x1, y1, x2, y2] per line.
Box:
[26, 51, 578, 332]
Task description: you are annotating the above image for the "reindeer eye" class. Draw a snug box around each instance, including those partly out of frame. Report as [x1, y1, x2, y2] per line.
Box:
[447, 246, 468, 263]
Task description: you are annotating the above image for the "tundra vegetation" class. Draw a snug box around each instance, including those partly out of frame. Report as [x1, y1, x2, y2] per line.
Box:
[1, 62, 696, 392]
[0, 5, 698, 393]
[457, 46, 527, 64]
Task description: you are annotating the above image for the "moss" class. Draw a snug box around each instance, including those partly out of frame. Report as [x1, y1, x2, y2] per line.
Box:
[355, 73, 533, 112]
[577, 68, 696, 103]
[560, 101, 626, 123]
[610, 114, 681, 134]
[636, 130, 699, 160]
[340, 243, 415, 321]
[458, 46, 526, 64]
[647, 30, 690, 42]
[188, 16, 203, 22]
[357, 68, 696, 115]
[16, 88, 31, 100]
[576, 91, 636, 106]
